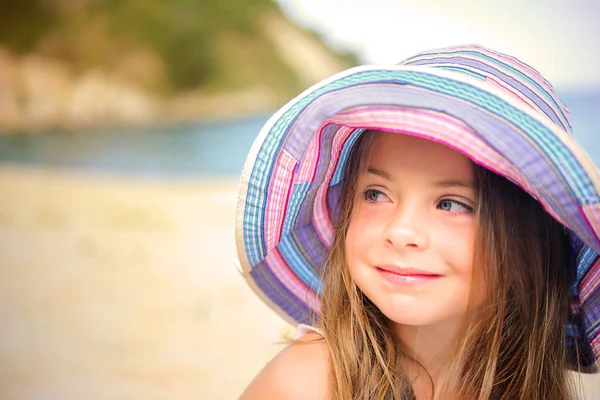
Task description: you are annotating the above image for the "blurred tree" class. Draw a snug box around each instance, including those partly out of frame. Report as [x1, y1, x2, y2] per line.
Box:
[89, 0, 277, 91]
[0, 0, 60, 53]
[0, 0, 356, 96]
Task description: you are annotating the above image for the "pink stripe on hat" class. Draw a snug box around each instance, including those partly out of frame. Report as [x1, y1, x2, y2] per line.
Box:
[265, 150, 297, 251]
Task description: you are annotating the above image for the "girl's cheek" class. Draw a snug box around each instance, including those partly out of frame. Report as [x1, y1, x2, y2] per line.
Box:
[346, 212, 380, 252]
[351, 205, 381, 229]
[431, 218, 474, 249]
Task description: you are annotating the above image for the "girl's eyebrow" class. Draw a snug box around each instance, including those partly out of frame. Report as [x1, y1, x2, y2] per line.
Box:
[368, 167, 473, 189]
[433, 179, 475, 189]
[368, 167, 474, 189]
[366, 167, 391, 180]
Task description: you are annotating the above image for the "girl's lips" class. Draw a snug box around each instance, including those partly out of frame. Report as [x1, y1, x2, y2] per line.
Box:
[375, 265, 441, 277]
[375, 266, 442, 286]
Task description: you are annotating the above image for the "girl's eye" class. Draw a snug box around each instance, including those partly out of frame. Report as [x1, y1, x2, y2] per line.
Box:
[363, 189, 389, 203]
[437, 199, 473, 214]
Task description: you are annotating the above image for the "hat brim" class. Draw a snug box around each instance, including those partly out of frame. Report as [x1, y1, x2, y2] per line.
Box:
[235, 65, 600, 368]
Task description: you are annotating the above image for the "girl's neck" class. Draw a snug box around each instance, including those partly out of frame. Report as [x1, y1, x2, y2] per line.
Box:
[393, 318, 463, 387]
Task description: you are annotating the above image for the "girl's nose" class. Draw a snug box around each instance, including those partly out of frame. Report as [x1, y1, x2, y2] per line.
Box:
[382, 204, 430, 250]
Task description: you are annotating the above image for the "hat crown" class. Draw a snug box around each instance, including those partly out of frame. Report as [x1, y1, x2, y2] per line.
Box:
[399, 45, 573, 133]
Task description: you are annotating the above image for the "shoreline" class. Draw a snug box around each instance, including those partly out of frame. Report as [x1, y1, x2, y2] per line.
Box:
[2, 85, 598, 137]
[0, 95, 279, 136]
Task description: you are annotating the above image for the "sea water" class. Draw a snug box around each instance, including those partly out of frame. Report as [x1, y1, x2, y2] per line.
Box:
[0, 91, 597, 177]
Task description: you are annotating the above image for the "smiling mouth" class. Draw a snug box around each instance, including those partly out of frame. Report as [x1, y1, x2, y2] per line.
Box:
[375, 267, 442, 285]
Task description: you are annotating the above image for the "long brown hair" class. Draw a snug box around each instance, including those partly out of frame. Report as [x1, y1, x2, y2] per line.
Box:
[319, 130, 583, 399]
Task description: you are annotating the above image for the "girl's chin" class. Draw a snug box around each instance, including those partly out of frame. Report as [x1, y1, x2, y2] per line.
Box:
[380, 308, 467, 330]
[386, 316, 442, 327]
[378, 309, 436, 326]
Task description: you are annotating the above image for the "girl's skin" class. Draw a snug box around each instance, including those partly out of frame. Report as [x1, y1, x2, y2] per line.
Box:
[348, 133, 482, 386]
[240, 133, 483, 400]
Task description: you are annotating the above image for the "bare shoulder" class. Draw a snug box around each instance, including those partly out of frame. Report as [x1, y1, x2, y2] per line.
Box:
[238, 332, 330, 400]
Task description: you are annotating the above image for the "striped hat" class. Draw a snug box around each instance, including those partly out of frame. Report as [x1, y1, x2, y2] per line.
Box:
[234, 44, 600, 370]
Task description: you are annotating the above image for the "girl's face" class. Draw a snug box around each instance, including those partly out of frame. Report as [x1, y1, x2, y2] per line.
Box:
[346, 132, 481, 329]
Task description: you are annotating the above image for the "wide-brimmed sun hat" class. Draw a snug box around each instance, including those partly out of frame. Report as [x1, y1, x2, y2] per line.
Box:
[234, 44, 600, 370]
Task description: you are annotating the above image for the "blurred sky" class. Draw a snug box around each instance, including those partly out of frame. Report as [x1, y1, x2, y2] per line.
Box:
[276, 0, 600, 90]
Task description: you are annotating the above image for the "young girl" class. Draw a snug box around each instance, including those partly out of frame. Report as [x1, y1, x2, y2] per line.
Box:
[234, 45, 600, 399]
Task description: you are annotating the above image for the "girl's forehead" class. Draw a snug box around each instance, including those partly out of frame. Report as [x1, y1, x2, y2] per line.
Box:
[366, 132, 474, 178]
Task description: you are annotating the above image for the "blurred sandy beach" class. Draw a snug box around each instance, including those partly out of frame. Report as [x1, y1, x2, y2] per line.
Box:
[0, 165, 599, 399]
[0, 165, 291, 399]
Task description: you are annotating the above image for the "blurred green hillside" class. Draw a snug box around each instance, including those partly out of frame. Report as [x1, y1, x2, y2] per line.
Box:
[1, 0, 357, 97]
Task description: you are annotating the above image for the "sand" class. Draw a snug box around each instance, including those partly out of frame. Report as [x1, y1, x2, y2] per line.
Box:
[0, 166, 289, 399]
[0, 165, 598, 399]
